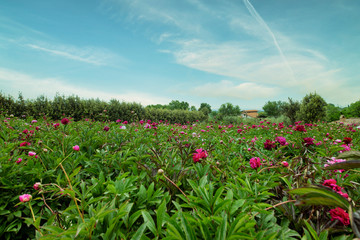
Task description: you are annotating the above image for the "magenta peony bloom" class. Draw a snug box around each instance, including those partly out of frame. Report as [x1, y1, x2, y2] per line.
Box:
[329, 208, 350, 225]
[193, 148, 208, 163]
[20, 142, 31, 147]
[249, 157, 262, 169]
[19, 194, 32, 202]
[303, 137, 315, 146]
[275, 136, 288, 146]
[73, 145, 80, 151]
[61, 118, 69, 125]
[282, 161, 289, 167]
[16, 158, 22, 164]
[103, 126, 110, 132]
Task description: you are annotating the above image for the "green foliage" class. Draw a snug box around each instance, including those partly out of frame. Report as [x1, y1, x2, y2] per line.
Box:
[0, 93, 205, 123]
[262, 100, 285, 118]
[198, 103, 212, 116]
[298, 93, 327, 123]
[218, 102, 241, 120]
[1, 96, 360, 239]
[281, 97, 301, 124]
[326, 103, 342, 122]
[342, 100, 360, 118]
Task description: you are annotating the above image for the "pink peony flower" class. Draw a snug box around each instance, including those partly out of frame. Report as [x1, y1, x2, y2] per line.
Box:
[329, 207, 350, 225]
[31, 120, 37, 123]
[193, 148, 208, 163]
[28, 151, 36, 156]
[73, 145, 80, 151]
[16, 158, 22, 164]
[103, 126, 110, 132]
[249, 157, 262, 169]
[275, 136, 288, 146]
[19, 194, 32, 202]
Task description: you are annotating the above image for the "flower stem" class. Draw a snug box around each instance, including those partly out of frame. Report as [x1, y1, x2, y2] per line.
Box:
[59, 163, 85, 223]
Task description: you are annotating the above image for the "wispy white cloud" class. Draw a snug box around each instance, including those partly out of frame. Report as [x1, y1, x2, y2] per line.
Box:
[0, 68, 170, 106]
[26, 43, 127, 67]
[191, 80, 279, 100]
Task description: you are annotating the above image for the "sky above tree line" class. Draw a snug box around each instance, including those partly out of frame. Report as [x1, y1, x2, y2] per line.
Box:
[0, 0, 359, 110]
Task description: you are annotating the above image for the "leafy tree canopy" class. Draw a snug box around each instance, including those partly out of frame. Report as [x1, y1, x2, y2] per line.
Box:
[262, 101, 285, 118]
[298, 92, 327, 123]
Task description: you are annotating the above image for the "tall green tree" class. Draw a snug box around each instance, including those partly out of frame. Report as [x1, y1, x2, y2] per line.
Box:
[326, 103, 342, 122]
[342, 100, 360, 118]
[198, 103, 212, 116]
[218, 102, 241, 118]
[262, 101, 284, 118]
[298, 92, 327, 123]
[168, 100, 189, 110]
[281, 98, 301, 124]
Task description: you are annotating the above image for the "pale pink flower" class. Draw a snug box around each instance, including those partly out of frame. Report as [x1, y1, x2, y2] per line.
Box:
[19, 194, 32, 202]
[28, 151, 36, 156]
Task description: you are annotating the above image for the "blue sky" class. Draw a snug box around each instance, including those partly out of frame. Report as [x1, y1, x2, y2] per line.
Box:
[0, 0, 359, 110]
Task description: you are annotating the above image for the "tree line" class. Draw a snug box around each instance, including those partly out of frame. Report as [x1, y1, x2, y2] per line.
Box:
[1, 91, 359, 124]
[261, 92, 360, 123]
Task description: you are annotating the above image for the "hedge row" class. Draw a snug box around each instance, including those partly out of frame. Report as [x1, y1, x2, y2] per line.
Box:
[0, 93, 207, 123]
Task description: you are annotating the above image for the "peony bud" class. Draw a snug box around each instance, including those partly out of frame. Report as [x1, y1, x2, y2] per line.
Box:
[33, 182, 42, 190]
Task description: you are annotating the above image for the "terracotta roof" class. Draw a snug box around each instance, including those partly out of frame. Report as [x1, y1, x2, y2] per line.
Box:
[242, 110, 259, 118]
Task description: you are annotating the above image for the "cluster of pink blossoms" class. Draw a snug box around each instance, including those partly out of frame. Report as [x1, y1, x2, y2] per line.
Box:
[324, 157, 346, 173]
[323, 179, 348, 198]
[249, 157, 262, 169]
[193, 148, 208, 163]
[329, 207, 350, 225]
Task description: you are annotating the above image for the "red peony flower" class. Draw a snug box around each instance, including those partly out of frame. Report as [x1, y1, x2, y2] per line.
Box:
[343, 137, 352, 145]
[329, 207, 350, 225]
[264, 139, 276, 150]
[294, 125, 306, 132]
[61, 118, 69, 125]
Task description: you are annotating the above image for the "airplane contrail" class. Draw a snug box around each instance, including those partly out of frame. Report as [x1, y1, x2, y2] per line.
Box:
[243, 0, 296, 82]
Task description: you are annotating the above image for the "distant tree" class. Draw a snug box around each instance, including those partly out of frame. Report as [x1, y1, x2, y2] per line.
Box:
[298, 92, 327, 123]
[168, 100, 189, 110]
[218, 102, 241, 119]
[146, 104, 167, 109]
[281, 98, 301, 124]
[342, 100, 360, 118]
[262, 101, 284, 118]
[198, 103, 212, 116]
[326, 103, 342, 122]
[190, 106, 197, 111]
[257, 111, 267, 118]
